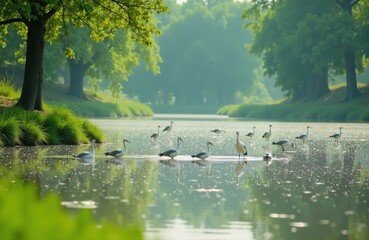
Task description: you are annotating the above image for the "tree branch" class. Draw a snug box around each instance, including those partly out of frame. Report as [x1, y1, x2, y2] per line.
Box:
[45, 0, 63, 20]
[0, 18, 25, 25]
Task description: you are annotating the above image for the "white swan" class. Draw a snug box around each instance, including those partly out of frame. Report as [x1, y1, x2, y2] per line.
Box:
[158, 137, 183, 159]
[191, 141, 214, 160]
[73, 140, 96, 160]
[105, 139, 130, 158]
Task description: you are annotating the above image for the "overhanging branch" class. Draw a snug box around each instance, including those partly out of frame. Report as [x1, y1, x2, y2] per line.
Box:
[0, 18, 25, 25]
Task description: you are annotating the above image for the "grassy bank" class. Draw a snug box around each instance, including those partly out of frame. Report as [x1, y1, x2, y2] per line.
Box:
[0, 106, 105, 147]
[218, 84, 369, 122]
[44, 83, 153, 117]
[152, 104, 221, 114]
[0, 81, 105, 146]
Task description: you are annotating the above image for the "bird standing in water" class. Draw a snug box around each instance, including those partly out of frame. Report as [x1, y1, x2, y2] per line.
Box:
[163, 121, 174, 134]
[329, 127, 342, 142]
[159, 137, 184, 159]
[262, 125, 272, 142]
[191, 141, 214, 160]
[296, 126, 310, 144]
[105, 139, 130, 158]
[246, 126, 256, 139]
[236, 131, 248, 159]
[150, 125, 161, 141]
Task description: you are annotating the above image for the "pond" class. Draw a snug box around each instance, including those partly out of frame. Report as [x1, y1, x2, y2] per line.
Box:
[1, 114, 369, 240]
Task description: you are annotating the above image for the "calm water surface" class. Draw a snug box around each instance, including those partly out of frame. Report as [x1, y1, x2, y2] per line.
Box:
[1, 114, 369, 240]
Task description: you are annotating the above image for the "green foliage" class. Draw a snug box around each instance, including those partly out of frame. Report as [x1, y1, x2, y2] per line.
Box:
[217, 104, 239, 116]
[243, 0, 369, 101]
[220, 102, 369, 122]
[0, 116, 20, 146]
[0, 106, 105, 146]
[52, 100, 153, 118]
[0, 180, 142, 240]
[82, 120, 105, 143]
[0, 80, 20, 100]
[125, 0, 266, 108]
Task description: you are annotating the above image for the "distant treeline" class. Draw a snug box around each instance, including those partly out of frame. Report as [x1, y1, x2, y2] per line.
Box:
[125, 0, 273, 107]
[126, 0, 369, 109]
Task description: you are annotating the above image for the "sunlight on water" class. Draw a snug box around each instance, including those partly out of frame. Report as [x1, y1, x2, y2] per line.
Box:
[1, 114, 369, 240]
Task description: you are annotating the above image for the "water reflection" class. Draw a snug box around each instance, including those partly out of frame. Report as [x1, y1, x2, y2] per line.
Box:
[1, 117, 369, 240]
[235, 160, 248, 185]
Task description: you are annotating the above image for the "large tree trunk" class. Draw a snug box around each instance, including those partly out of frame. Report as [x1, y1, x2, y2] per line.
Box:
[344, 50, 359, 101]
[67, 59, 90, 99]
[338, 0, 359, 101]
[16, 19, 46, 110]
[316, 66, 330, 99]
[305, 65, 330, 101]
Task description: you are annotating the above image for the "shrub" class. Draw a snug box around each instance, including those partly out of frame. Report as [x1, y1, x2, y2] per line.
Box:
[0, 180, 142, 240]
[0, 106, 104, 146]
[0, 117, 20, 146]
[0, 80, 20, 99]
[19, 121, 47, 146]
[82, 120, 105, 143]
[58, 121, 88, 145]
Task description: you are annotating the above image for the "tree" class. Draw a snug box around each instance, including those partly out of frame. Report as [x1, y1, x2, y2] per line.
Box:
[244, 0, 368, 102]
[125, 0, 262, 106]
[0, 0, 168, 110]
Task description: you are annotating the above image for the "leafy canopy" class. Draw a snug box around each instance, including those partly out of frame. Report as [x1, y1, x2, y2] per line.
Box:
[0, 0, 168, 53]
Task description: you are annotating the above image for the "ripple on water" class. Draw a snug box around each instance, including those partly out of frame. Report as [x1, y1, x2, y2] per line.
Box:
[289, 222, 309, 228]
[61, 200, 97, 209]
[269, 213, 295, 219]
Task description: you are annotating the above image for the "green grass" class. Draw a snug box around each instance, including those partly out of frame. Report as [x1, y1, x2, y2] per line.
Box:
[0, 180, 142, 240]
[217, 84, 369, 122]
[0, 80, 20, 100]
[0, 107, 105, 146]
[219, 102, 369, 122]
[0, 116, 20, 146]
[43, 83, 153, 117]
[53, 100, 153, 118]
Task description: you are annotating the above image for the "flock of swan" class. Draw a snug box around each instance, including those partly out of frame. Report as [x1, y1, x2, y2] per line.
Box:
[72, 121, 344, 163]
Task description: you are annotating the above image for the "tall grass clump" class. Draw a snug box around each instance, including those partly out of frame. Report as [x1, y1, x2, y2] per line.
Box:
[0, 80, 20, 99]
[0, 116, 20, 146]
[0, 106, 104, 146]
[0, 180, 142, 240]
[82, 120, 106, 142]
[45, 107, 104, 144]
[16, 109, 47, 145]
